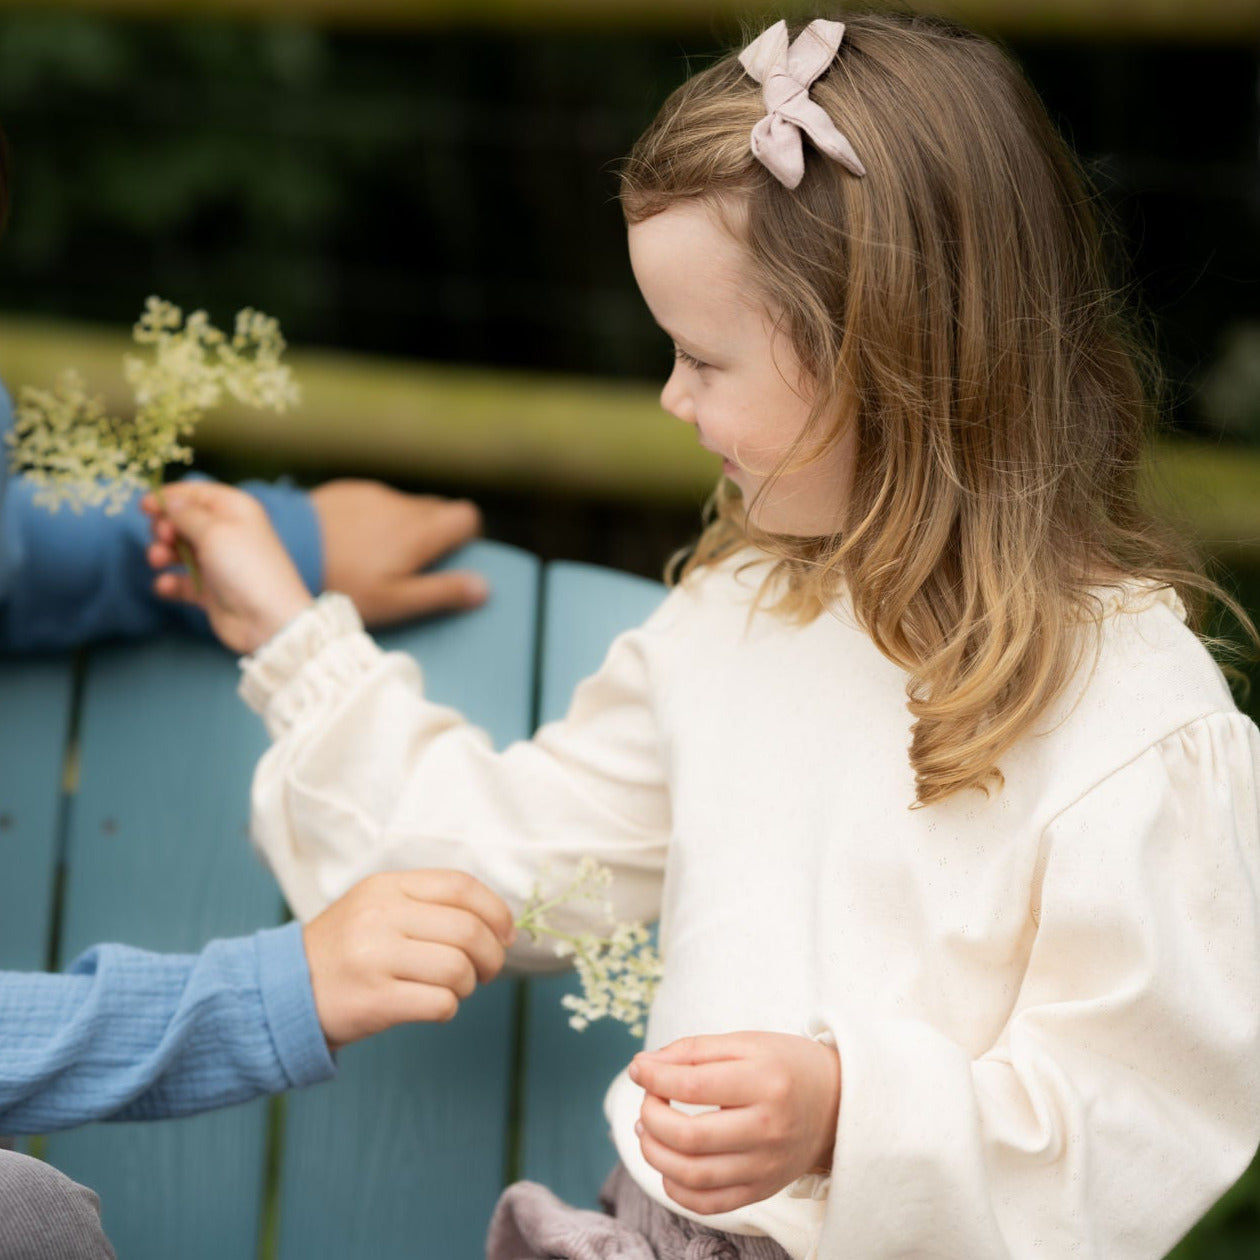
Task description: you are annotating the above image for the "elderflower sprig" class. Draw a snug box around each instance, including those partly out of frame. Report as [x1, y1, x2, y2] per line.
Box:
[515, 856, 663, 1038]
[6, 296, 299, 516]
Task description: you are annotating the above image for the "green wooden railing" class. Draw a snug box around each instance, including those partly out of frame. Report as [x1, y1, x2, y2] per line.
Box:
[1, 313, 1258, 562]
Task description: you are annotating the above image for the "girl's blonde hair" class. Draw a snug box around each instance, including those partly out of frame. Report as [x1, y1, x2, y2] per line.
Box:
[621, 11, 1252, 806]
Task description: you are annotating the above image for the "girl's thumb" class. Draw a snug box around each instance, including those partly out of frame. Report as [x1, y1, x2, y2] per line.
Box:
[153, 483, 220, 540]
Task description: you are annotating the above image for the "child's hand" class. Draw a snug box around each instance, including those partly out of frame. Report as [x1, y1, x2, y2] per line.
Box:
[628, 1031, 841, 1216]
[311, 480, 488, 627]
[302, 869, 515, 1051]
[143, 482, 314, 654]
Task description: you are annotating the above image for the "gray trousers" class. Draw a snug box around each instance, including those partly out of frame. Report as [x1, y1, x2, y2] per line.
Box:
[0, 1150, 115, 1260]
[487, 1164, 793, 1260]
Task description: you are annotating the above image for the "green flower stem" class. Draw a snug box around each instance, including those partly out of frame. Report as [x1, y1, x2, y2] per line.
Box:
[515, 858, 661, 1035]
[517, 918, 595, 953]
[151, 479, 202, 594]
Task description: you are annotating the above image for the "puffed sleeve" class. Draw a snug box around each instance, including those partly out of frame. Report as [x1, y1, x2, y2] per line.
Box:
[241, 594, 671, 965]
[814, 710, 1260, 1259]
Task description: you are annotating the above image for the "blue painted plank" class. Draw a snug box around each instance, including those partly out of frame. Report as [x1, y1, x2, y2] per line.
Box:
[520, 561, 666, 1207]
[43, 631, 280, 1260]
[275, 541, 540, 1260]
[0, 654, 76, 971]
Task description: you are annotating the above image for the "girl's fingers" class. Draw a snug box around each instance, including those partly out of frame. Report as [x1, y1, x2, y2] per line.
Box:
[147, 541, 179, 570]
[637, 1091, 754, 1156]
[637, 1125, 757, 1193]
[659, 1177, 760, 1218]
[153, 572, 200, 606]
[148, 482, 263, 542]
[630, 1054, 760, 1107]
[638, 1033, 757, 1065]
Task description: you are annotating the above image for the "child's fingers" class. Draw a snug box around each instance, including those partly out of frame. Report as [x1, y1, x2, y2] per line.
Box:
[395, 869, 516, 946]
[630, 1054, 759, 1107]
[152, 520, 177, 547]
[379, 978, 464, 1026]
[637, 1033, 754, 1065]
[149, 481, 262, 542]
[401, 498, 483, 564]
[392, 938, 480, 1000]
[637, 1091, 750, 1156]
[361, 570, 490, 627]
[159, 493, 227, 543]
[637, 1124, 753, 1193]
[147, 541, 176, 571]
[395, 901, 508, 985]
[659, 1176, 759, 1218]
[153, 572, 200, 606]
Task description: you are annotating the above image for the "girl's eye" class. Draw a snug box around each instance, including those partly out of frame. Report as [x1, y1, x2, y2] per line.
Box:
[673, 346, 709, 371]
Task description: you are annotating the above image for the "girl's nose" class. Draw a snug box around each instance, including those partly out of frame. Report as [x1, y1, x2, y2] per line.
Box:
[660, 366, 694, 425]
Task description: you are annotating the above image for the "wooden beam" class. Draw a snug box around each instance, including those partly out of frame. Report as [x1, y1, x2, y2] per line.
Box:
[0, 314, 716, 505]
[1, 313, 1257, 560]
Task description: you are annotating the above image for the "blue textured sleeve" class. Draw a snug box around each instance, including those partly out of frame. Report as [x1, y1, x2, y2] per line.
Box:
[0, 469, 324, 653]
[0, 373, 324, 650]
[0, 923, 335, 1134]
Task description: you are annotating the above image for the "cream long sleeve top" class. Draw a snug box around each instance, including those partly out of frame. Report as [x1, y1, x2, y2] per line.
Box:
[239, 552, 1260, 1260]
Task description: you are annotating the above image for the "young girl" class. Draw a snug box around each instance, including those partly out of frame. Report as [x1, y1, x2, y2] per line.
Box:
[146, 13, 1260, 1258]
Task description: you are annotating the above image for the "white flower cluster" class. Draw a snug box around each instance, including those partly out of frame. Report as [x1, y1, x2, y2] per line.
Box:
[7, 296, 299, 514]
[516, 856, 663, 1038]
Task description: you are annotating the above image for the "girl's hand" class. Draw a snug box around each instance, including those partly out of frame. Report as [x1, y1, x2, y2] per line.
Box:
[312, 480, 489, 626]
[302, 869, 515, 1051]
[143, 482, 314, 654]
[628, 1031, 841, 1215]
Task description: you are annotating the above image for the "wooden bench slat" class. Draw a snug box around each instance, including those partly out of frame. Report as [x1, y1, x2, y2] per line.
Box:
[43, 633, 282, 1259]
[0, 655, 76, 972]
[519, 561, 666, 1207]
[275, 541, 540, 1260]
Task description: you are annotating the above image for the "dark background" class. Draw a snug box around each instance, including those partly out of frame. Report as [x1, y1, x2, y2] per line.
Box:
[0, 13, 1256, 435]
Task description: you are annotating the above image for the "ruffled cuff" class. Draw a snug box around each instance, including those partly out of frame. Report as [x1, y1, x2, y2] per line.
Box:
[238, 593, 380, 737]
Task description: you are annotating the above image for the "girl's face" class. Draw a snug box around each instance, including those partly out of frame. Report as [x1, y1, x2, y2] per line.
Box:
[628, 199, 853, 536]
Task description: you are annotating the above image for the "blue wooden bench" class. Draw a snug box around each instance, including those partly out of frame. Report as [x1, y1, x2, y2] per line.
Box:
[0, 539, 665, 1259]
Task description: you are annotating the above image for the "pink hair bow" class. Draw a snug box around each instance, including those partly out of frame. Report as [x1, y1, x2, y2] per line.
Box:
[739, 19, 866, 189]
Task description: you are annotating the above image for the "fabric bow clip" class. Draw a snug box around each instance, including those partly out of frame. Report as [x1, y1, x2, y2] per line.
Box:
[739, 19, 866, 189]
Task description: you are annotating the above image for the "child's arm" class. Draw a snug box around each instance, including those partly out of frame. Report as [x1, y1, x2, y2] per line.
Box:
[142, 482, 486, 651]
[0, 381, 484, 652]
[0, 868, 512, 1133]
[145, 480, 670, 945]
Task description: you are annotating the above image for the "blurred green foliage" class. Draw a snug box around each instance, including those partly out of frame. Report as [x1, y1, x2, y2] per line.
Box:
[0, 8, 1258, 439]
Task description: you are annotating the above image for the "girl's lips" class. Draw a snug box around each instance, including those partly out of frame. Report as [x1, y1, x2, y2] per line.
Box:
[697, 438, 738, 476]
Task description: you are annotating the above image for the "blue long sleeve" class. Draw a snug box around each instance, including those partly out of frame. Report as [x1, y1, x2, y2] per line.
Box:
[0, 381, 323, 652]
[0, 923, 334, 1133]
